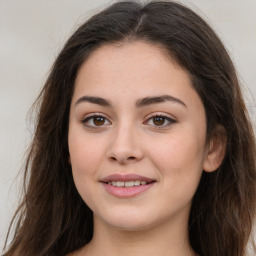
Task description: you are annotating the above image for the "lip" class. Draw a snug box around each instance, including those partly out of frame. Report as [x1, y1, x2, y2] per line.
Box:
[101, 174, 155, 183]
[101, 174, 156, 198]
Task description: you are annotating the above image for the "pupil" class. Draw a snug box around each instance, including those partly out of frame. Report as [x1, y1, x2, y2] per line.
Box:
[153, 117, 165, 126]
[93, 117, 105, 126]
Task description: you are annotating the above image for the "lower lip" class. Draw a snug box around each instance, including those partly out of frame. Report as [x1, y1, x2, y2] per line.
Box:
[102, 182, 155, 198]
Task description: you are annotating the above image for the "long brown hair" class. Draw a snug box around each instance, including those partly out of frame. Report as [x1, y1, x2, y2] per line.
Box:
[3, 1, 256, 255]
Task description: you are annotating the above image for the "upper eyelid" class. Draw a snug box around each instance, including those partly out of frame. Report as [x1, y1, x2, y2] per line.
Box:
[81, 113, 176, 130]
[145, 112, 177, 121]
[81, 112, 111, 121]
[81, 112, 176, 121]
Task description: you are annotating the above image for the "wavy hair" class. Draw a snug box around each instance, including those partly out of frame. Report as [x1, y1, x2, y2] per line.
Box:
[3, 1, 256, 255]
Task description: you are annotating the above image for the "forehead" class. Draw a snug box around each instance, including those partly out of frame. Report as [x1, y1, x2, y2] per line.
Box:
[79, 40, 175, 70]
[72, 41, 202, 112]
[75, 42, 188, 89]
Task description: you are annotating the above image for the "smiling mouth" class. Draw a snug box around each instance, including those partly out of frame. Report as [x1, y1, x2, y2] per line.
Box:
[101, 174, 156, 198]
[105, 180, 153, 187]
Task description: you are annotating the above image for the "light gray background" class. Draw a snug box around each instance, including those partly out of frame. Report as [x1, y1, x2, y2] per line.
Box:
[1, 0, 255, 251]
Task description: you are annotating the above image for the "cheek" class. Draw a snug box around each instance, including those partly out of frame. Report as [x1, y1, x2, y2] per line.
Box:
[68, 131, 106, 208]
[68, 129, 105, 181]
[149, 126, 206, 188]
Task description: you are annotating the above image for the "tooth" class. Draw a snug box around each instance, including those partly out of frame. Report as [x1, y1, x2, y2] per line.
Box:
[108, 180, 149, 187]
[134, 181, 140, 186]
[125, 181, 135, 187]
[116, 181, 125, 187]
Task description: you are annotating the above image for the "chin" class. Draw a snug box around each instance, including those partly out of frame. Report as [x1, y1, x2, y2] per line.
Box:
[97, 209, 158, 231]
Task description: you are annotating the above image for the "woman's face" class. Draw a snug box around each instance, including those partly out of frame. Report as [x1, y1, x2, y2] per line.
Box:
[68, 41, 208, 231]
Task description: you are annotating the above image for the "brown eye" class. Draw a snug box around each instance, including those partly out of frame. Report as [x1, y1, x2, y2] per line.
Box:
[82, 114, 111, 128]
[93, 116, 105, 126]
[145, 115, 176, 128]
[152, 116, 165, 126]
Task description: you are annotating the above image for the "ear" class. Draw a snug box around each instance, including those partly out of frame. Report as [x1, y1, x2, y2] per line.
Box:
[203, 125, 227, 173]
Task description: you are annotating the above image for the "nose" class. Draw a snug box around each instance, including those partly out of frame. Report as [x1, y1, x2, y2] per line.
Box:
[107, 123, 144, 165]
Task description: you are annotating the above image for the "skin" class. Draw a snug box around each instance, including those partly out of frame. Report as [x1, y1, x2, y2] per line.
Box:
[68, 41, 225, 256]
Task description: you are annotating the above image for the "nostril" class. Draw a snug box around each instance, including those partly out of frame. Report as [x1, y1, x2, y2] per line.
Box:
[109, 155, 136, 163]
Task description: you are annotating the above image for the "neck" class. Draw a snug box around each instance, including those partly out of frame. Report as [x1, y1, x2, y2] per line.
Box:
[81, 213, 196, 256]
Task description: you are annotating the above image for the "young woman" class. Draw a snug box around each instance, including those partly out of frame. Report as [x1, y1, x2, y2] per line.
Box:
[3, 1, 256, 256]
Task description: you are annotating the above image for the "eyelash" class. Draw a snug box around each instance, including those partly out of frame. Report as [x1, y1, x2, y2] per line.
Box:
[81, 113, 176, 129]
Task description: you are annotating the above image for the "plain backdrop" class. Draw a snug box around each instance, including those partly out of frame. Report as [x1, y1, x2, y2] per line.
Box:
[0, 0, 255, 251]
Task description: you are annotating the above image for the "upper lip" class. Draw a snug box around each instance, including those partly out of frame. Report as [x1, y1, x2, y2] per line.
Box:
[101, 174, 155, 183]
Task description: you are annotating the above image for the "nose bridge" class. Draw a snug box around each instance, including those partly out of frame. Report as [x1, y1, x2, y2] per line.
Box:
[107, 118, 143, 164]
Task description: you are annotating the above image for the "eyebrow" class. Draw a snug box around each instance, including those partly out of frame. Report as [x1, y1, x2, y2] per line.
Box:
[75, 95, 187, 108]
